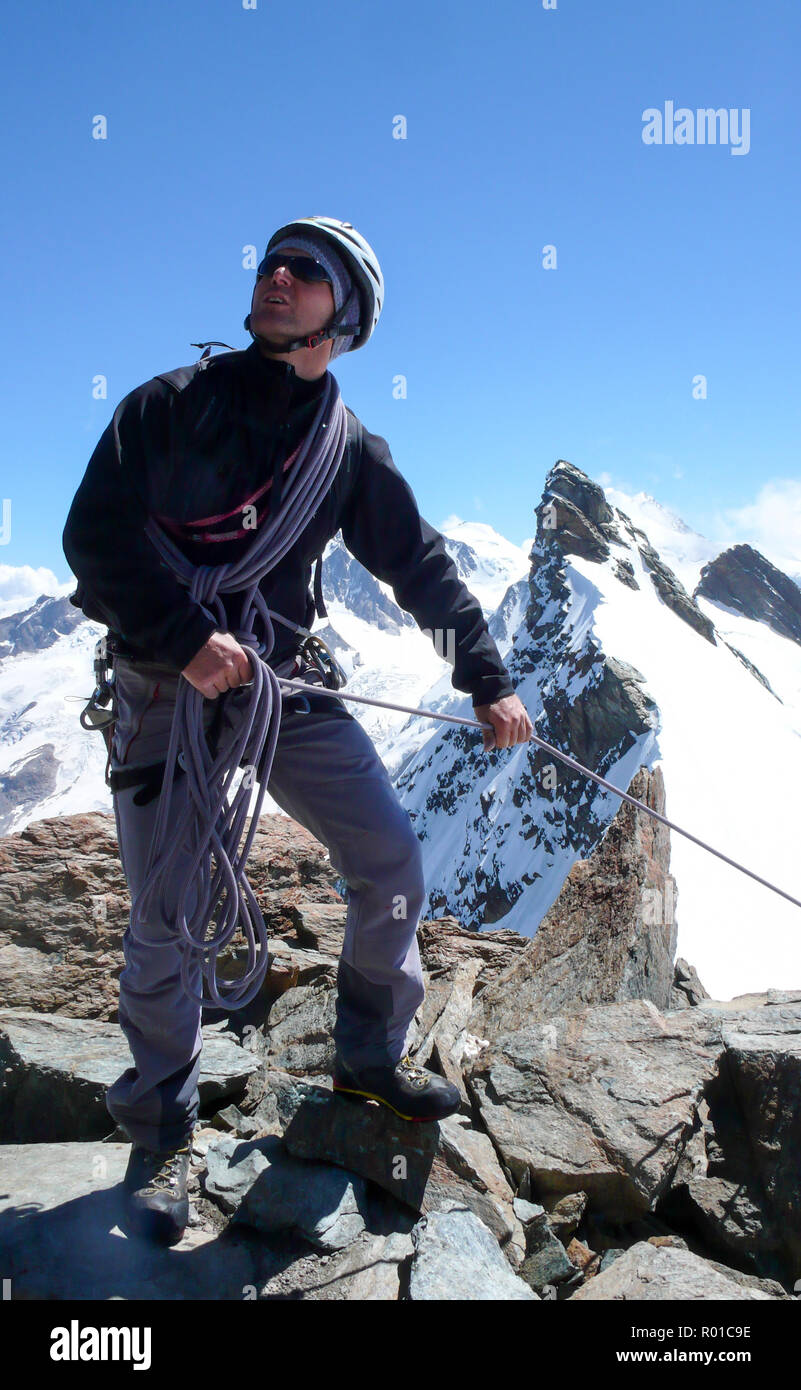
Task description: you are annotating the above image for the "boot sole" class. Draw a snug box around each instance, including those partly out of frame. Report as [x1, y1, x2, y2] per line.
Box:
[332, 1079, 458, 1123]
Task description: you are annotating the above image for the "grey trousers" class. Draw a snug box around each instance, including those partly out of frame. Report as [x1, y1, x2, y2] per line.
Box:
[106, 651, 426, 1152]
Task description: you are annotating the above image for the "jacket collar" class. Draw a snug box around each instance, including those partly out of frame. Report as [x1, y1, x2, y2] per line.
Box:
[241, 341, 328, 400]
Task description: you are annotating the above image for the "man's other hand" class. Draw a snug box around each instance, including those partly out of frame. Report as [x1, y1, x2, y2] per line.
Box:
[181, 631, 254, 699]
[473, 693, 533, 752]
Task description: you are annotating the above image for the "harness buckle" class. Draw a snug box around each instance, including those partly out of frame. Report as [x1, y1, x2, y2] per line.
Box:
[298, 633, 348, 691]
[78, 634, 119, 786]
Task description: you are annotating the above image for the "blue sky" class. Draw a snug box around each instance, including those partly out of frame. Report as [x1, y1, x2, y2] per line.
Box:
[1, 0, 800, 597]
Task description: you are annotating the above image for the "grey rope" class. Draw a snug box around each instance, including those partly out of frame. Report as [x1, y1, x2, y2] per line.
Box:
[275, 677, 801, 914]
[130, 373, 349, 1010]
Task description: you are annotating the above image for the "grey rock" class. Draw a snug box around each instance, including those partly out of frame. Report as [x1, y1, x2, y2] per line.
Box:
[253, 1068, 525, 1264]
[321, 537, 414, 632]
[542, 1190, 589, 1242]
[408, 1205, 538, 1300]
[568, 1241, 788, 1300]
[203, 1131, 368, 1252]
[669, 957, 711, 1010]
[404, 956, 484, 1104]
[258, 1228, 413, 1300]
[521, 1235, 577, 1290]
[716, 1012, 801, 1268]
[669, 1097, 710, 1186]
[211, 1104, 264, 1137]
[0, 745, 60, 836]
[469, 766, 679, 1039]
[0, 1008, 260, 1142]
[723, 642, 779, 698]
[258, 977, 338, 1076]
[536, 460, 626, 563]
[682, 1174, 781, 1264]
[513, 1197, 549, 1231]
[0, 1140, 279, 1300]
[467, 999, 722, 1221]
[638, 539, 717, 644]
[613, 558, 639, 590]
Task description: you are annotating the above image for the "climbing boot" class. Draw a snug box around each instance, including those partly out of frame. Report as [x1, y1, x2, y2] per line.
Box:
[332, 1052, 462, 1122]
[122, 1135, 193, 1245]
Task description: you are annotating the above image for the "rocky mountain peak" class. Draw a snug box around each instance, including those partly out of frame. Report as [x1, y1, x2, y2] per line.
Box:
[0, 593, 85, 660]
[693, 544, 801, 647]
[534, 459, 625, 563]
[529, 461, 716, 644]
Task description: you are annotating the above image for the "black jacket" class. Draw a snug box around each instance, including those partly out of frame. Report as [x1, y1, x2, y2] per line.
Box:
[62, 343, 516, 707]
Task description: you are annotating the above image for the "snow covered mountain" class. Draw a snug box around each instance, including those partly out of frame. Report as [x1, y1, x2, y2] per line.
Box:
[390, 463, 801, 1000]
[1, 473, 799, 999]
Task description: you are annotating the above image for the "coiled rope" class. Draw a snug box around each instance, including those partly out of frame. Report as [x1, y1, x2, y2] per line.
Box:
[130, 372, 348, 1010]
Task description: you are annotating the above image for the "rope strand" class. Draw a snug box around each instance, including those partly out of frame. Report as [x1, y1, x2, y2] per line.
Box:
[274, 676, 801, 914]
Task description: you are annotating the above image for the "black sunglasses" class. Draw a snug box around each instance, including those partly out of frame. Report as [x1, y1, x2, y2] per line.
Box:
[256, 252, 332, 284]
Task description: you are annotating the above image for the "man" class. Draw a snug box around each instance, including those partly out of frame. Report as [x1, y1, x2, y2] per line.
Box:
[63, 216, 533, 1245]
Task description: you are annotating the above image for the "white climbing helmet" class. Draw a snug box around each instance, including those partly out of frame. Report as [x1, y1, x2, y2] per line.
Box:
[264, 216, 384, 352]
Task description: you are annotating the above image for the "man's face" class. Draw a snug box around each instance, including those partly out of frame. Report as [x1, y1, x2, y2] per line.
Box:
[249, 244, 336, 359]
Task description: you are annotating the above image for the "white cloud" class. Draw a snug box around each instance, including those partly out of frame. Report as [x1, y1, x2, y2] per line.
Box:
[437, 512, 464, 532]
[710, 479, 801, 570]
[0, 564, 72, 619]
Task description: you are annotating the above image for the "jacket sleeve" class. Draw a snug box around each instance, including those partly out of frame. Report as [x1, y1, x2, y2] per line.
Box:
[62, 386, 218, 670]
[339, 429, 516, 706]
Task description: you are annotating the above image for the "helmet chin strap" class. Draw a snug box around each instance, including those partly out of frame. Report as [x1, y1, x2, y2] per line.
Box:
[243, 301, 360, 354]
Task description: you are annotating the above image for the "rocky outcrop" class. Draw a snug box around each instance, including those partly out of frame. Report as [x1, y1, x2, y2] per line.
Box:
[0, 811, 345, 1019]
[536, 462, 712, 644]
[0, 1010, 259, 1142]
[694, 544, 801, 646]
[568, 1242, 786, 1300]
[669, 957, 711, 1009]
[536, 460, 628, 563]
[0, 795, 798, 1300]
[636, 538, 717, 643]
[467, 766, 678, 1038]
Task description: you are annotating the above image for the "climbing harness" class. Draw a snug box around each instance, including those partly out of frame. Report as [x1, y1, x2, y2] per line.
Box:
[79, 635, 118, 787]
[296, 629, 348, 691]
